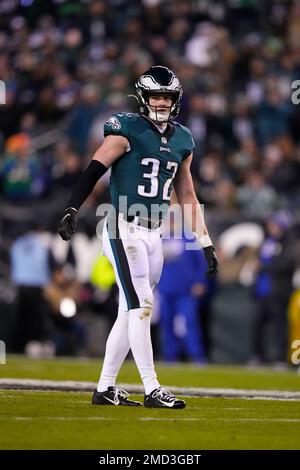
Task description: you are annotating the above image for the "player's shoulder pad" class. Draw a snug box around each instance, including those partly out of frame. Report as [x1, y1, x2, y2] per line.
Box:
[174, 121, 193, 138]
[104, 112, 138, 138]
[173, 122, 195, 153]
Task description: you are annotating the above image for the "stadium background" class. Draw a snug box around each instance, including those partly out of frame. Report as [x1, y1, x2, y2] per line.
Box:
[0, 0, 300, 367]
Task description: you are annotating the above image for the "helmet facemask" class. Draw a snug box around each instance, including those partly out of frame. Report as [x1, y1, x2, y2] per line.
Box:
[140, 91, 180, 123]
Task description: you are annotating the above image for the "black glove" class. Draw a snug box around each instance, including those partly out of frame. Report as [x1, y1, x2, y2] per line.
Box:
[58, 207, 78, 241]
[203, 245, 218, 279]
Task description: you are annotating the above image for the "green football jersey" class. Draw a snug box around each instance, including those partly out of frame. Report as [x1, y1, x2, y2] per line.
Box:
[103, 113, 194, 219]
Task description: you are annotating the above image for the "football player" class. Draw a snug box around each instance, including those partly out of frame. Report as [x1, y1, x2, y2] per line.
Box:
[58, 66, 218, 408]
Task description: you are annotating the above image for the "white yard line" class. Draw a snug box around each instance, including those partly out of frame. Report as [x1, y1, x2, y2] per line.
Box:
[1, 378, 300, 401]
[0, 416, 299, 423]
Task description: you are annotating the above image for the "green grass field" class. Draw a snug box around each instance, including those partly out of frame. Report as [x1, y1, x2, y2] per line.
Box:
[1, 356, 300, 450]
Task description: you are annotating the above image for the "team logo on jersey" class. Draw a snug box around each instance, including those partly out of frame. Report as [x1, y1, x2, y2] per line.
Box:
[105, 116, 121, 130]
[161, 137, 167, 144]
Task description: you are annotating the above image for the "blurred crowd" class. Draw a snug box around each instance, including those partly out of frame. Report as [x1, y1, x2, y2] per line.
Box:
[0, 0, 300, 365]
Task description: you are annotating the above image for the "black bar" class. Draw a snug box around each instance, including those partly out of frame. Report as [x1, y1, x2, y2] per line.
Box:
[0, 450, 299, 466]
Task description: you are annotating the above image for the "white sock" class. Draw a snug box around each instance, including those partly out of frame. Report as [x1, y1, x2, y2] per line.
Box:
[128, 307, 160, 395]
[97, 308, 130, 392]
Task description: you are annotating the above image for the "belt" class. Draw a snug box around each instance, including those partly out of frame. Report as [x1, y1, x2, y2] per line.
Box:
[119, 213, 162, 230]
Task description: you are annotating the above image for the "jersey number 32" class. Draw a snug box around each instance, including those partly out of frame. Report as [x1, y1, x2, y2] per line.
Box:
[137, 158, 178, 201]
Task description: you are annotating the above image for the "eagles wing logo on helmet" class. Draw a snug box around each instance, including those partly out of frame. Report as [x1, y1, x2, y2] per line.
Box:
[135, 66, 183, 122]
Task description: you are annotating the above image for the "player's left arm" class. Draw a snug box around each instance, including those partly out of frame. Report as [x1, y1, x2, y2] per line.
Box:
[173, 153, 218, 278]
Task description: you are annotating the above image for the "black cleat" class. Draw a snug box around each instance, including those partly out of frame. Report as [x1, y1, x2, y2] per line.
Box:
[92, 386, 142, 406]
[144, 387, 186, 409]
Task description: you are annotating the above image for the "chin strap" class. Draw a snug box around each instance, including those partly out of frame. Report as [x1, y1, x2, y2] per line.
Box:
[147, 107, 171, 123]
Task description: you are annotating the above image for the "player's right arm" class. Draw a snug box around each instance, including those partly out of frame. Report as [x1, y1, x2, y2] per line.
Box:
[92, 134, 128, 168]
[58, 134, 128, 241]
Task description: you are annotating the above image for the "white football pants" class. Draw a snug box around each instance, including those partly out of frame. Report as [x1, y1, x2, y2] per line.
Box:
[102, 214, 164, 311]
